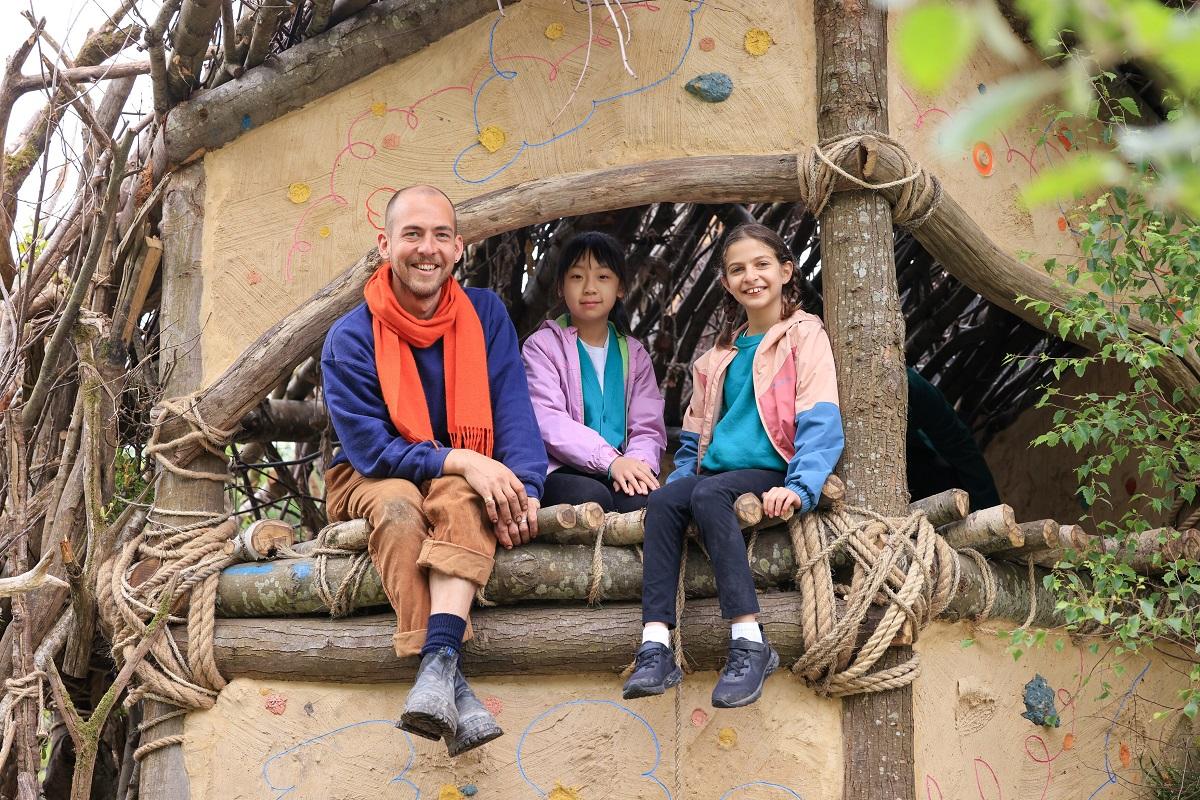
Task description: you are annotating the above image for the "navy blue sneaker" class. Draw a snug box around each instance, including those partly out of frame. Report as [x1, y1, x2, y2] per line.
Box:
[622, 642, 683, 699]
[711, 637, 779, 708]
[446, 667, 503, 757]
[399, 647, 459, 741]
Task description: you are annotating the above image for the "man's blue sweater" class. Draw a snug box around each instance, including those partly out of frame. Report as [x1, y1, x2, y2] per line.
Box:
[322, 288, 547, 500]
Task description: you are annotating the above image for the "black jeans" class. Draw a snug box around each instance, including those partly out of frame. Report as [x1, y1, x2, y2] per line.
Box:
[642, 469, 784, 627]
[542, 467, 649, 513]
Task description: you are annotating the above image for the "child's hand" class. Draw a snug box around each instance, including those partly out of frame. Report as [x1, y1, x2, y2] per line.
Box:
[761, 486, 803, 518]
[610, 456, 660, 495]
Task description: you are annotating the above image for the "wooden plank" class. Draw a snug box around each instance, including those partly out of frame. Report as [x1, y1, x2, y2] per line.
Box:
[120, 236, 162, 344]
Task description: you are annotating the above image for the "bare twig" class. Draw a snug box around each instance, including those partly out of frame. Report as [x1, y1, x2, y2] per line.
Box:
[20, 130, 134, 431]
[10, 61, 152, 97]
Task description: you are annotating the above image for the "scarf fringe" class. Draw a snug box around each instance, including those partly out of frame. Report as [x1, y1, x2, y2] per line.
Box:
[451, 426, 494, 459]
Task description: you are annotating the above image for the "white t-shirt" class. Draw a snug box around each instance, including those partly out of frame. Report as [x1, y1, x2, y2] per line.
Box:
[580, 334, 609, 391]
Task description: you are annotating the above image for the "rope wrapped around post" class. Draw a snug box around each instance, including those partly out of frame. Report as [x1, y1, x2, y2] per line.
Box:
[797, 132, 943, 230]
[96, 396, 240, 760]
[788, 504, 960, 697]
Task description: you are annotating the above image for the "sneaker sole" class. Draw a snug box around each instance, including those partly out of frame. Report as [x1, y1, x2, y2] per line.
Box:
[711, 649, 780, 709]
[622, 667, 683, 700]
[447, 720, 504, 758]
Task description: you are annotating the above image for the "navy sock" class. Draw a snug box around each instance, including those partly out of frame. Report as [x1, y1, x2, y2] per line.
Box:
[421, 613, 467, 658]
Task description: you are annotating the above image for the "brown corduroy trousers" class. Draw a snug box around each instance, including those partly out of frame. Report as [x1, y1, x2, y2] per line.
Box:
[325, 463, 496, 657]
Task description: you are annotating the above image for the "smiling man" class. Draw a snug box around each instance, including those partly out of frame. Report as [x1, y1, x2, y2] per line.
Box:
[321, 185, 546, 756]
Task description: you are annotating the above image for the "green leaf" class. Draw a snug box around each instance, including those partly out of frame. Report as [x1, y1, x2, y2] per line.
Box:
[1116, 96, 1142, 118]
[897, 2, 978, 95]
[1021, 155, 1127, 208]
[939, 73, 1057, 156]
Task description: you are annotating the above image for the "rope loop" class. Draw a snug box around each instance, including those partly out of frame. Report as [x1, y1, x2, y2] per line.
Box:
[797, 132, 943, 230]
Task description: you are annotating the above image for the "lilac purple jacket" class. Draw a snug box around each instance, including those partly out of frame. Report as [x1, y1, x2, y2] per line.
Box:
[522, 318, 667, 476]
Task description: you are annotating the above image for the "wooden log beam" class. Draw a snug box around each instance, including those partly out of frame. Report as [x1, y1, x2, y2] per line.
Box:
[909, 489, 970, 527]
[191, 554, 1064, 682]
[161, 0, 519, 167]
[1101, 528, 1200, 573]
[863, 140, 1200, 400]
[234, 399, 328, 442]
[165, 0, 223, 101]
[216, 529, 803, 616]
[938, 505, 1022, 554]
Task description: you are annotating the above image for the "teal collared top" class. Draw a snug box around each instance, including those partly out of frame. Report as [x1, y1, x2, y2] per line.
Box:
[700, 331, 787, 474]
[560, 315, 629, 450]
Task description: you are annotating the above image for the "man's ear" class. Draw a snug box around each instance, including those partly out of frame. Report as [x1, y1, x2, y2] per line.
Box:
[378, 230, 390, 260]
[454, 234, 465, 263]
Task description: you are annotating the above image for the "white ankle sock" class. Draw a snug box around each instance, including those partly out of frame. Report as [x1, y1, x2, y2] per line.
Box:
[642, 625, 671, 647]
[731, 622, 762, 643]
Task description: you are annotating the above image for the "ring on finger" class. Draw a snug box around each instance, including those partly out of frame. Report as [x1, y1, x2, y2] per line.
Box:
[483, 496, 496, 506]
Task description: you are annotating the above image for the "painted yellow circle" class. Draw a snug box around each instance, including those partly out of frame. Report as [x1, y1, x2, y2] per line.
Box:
[718, 726, 737, 749]
[545, 22, 565, 40]
[371, 101, 387, 117]
[744, 28, 772, 56]
[286, 183, 311, 204]
[479, 125, 507, 154]
[547, 785, 582, 800]
[437, 786, 462, 800]
[318, 225, 331, 238]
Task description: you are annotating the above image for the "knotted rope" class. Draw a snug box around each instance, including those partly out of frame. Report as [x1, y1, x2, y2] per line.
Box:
[96, 396, 241, 760]
[277, 528, 374, 619]
[788, 503, 959, 697]
[797, 132, 943, 230]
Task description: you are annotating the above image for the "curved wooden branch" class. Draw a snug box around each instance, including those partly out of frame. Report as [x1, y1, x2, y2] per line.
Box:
[0, 553, 68, 599]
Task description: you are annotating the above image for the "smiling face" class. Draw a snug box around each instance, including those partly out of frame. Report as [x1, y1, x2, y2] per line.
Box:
[561, 251, 624, 327]
[720, 236, 794, 320]
[376, 188, 464, 317]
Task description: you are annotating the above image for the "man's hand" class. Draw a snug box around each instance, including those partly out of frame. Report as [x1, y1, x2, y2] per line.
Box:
[610, 456, 660, 496]
[444, 449, 529, 549]
[762, 486, 803, 519]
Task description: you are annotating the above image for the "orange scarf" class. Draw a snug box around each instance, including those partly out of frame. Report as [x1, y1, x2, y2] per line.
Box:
[363, 264, 493, 457]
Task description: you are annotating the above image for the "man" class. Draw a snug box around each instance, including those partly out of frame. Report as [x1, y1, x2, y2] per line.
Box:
[322, 185, 546, 757]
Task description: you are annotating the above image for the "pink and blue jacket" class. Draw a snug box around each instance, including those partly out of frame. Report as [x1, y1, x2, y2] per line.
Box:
[670, 309, 844, 512]
[522, 317, 667, 476]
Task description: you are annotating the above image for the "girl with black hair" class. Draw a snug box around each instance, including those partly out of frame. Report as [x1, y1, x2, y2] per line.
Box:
[522, 231, 667, 512]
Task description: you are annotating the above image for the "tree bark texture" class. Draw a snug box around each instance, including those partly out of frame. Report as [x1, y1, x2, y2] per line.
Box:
[137, 162, 223, 800]
[813, 1, 913, 797]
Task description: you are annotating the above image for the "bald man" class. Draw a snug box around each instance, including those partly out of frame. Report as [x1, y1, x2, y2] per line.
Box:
[322, 186, 546, 756]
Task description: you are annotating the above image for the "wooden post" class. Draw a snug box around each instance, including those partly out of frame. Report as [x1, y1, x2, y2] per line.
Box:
[138, 162, 225, 800]
[813, 2, 914, 798]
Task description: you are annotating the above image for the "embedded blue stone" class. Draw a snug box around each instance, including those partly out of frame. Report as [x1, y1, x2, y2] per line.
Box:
[460, 785, 478, 797]
[1021, 674, 1060, 727]
[684, 72, 733, 103]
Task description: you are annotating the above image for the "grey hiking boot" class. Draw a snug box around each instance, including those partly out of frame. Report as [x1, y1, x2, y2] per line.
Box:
[621, 642, 683, 700]
[398, 647, 459, 741]
[711, 636, 779, 709]
[446, 668, 503, 757]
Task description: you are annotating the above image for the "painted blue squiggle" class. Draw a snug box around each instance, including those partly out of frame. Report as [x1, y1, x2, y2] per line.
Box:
[455, 0, 706, 184]
[262, 719, 420, 800]
[1086, 662, 1152, 800]
[516, 699, 671, 799]
[719, 782, 805, 800]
